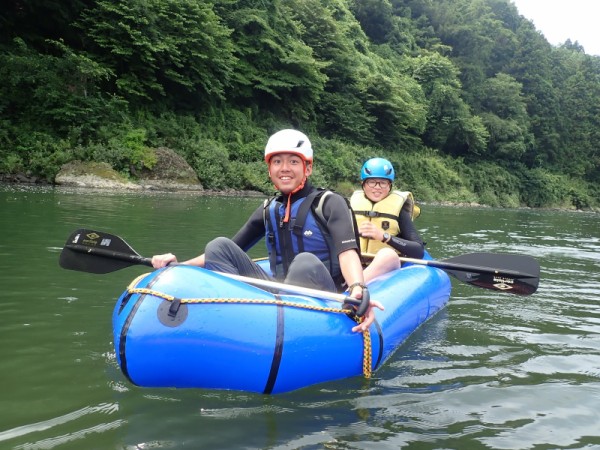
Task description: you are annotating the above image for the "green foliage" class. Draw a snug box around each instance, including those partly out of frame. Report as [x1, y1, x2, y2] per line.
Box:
[217, 0, 327, 120]
[0, 38, 126, 137]
[312, 138, 368, 187]
[121, 128, 157, 170]
[187, 138, 271, 194]
[457, 161, 522, 207]
[410, 51, 489, 155]
[474, 73, 532, 160]
[188, 139, 230, 190]
[227, 160, 272, 193]
[77, 0, 236, 105]
[0, 154, 22, 174]
[144, 109, 267, 166]
[12, 132, 75, 181]
[78, 126, 156, 175]
[350, 0, 395, 44]
[392, 151, 477, 203]
[356, 57, 428, 147]
[1, 0, 598, 209]
[519, 168, 594, 209]
[286, 0, 380, 143]
[198, 109, 267, 164]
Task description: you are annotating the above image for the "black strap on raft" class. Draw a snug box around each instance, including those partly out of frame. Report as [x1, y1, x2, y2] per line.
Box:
[342, 285, 370, 318]
[157, 297, 188, 327]
[263, 295, 285, 394]
[357, 286, 370, 317]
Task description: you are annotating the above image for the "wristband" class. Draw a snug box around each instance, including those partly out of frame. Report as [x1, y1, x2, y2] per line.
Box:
[347, 282, 367, 291]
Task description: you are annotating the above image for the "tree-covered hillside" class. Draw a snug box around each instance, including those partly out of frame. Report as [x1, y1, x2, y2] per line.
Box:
[1, 0, 598, 208]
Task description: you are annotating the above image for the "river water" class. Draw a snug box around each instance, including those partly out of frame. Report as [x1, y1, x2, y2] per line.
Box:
[0, 185, 598, 449]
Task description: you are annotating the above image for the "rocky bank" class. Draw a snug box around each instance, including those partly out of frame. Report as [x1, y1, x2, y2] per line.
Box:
[54, 147, 203, 191]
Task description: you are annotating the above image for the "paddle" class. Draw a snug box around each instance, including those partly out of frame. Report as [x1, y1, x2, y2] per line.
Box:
[398, 254, 539, 296]
[59, 228, 365, 310]
[60, 229, 540, 297]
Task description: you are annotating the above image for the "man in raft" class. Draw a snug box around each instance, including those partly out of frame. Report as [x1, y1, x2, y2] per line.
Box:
[152, 129, 383, 332]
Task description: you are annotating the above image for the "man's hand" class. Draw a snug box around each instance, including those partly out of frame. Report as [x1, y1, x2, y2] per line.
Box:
[348, 284, 384, 333]
[351, 300, 384, 332]
[151, 253, 177, 269]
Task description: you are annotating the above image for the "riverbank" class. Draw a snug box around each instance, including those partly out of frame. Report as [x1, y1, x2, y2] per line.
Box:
[3, 180, 597, 213]
[3, 152, 599, 212]
[0, 177, 266, 198]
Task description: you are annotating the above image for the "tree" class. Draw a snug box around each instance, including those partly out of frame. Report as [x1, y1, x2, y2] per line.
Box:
[216, 0, 327, 122]
[474, 73, 532, 160]
[411, 51, 488, 156]
[78, 0, 236, 107]
[285, 0, 377, 142]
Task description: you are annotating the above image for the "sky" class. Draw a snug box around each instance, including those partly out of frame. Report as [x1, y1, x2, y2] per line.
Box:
[510, 0, 600, 56]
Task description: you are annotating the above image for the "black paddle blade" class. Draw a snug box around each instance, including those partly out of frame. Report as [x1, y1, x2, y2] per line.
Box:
[60, 229, 151, 274]
[442, 252, 540, 296]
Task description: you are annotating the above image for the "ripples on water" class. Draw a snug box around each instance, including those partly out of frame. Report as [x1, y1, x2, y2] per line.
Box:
[1, 188, 599, 449]
[410, 208, 600, 449]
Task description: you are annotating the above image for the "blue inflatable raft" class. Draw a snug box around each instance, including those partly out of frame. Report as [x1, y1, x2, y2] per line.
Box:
[112, 254, 451, 394]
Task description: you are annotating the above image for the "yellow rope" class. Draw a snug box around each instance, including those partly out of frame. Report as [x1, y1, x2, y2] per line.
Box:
[127, 273, 150, 290]
[362, 328, 372, 378]
[352, 316, 372, 379]
[127, 286, 373, 378]
[128, 287, 345, 313]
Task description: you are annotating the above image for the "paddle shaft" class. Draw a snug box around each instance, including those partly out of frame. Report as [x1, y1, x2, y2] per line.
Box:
[63, 242, 360, 306]
[66, 243, 152, 267]
[398, 256, 532, 278]
[60, 228, 540, 296]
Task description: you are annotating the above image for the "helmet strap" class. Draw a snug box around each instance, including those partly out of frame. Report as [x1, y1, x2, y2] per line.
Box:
[281, 177, 306, 223]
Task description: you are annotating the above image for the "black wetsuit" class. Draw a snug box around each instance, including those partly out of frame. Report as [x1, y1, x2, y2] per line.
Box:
[204, 182, 359, 291]
[385, 209, 425, 259]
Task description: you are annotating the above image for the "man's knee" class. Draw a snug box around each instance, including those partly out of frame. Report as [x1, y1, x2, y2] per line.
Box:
[205, 236, 235, 257]
[289, 252, 321, 274]
[286, 252, 334, 291]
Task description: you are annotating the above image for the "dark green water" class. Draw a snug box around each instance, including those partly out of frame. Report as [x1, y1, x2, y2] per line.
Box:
[1, 185, 599, 449]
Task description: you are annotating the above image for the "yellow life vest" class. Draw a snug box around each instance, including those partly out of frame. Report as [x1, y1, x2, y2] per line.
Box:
[350, 190, 417, 255]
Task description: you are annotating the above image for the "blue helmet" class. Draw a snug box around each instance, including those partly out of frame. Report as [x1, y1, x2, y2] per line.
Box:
[360, 158, 395, 182]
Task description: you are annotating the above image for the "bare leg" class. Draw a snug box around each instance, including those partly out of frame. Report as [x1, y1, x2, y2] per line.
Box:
[363, 247, 401, 284]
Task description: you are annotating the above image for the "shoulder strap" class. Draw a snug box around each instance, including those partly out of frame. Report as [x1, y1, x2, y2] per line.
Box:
[263, 196, 279, 276]
[292, 189, 325, 236]
[263, 196, 279, 236]
[313, 190, 333, 227]
[314, 189, 362, 262]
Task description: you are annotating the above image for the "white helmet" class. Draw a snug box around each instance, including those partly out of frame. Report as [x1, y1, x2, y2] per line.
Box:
[264, 129, 313, 163]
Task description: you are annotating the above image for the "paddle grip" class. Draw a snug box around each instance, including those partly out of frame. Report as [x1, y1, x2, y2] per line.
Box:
[355, 286, 370, 317]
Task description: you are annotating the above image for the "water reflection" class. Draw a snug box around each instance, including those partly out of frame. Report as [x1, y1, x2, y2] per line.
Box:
[1, 186, 599, 449]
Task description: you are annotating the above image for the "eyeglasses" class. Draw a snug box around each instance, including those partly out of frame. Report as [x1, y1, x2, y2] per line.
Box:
[365, 179, 391, 188]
